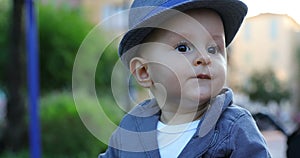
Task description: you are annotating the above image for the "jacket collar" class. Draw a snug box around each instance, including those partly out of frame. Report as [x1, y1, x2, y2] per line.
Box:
[179, 88, 233, 157]
[131, 88, 233, 157]
[197, 87, 233, 137]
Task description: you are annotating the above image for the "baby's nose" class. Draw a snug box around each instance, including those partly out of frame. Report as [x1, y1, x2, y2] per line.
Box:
[193, 54, 211, 66]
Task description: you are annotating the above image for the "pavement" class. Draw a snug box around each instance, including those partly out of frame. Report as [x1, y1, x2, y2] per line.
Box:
[262, 130, 287, 158]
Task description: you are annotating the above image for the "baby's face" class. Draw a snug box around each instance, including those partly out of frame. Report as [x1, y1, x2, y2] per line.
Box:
[138, 9, 226, 110]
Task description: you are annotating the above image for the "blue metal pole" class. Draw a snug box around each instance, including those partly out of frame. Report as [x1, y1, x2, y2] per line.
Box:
[25, 0, 41, 158]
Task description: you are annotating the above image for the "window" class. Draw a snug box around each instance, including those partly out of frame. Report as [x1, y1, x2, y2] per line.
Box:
[244, 23, 251, 41]
[244, 51, 252, 64]
[270, 50, 279, 66]
[270, 19, 278, 40]
[101, 2, 130, 30]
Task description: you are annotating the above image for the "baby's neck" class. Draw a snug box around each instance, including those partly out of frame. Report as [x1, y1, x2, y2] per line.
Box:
[159, 102, 210, 125]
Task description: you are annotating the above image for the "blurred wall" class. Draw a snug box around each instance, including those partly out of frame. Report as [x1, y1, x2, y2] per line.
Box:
[81, 0, 132, 24]
[229, 13, 300, 109]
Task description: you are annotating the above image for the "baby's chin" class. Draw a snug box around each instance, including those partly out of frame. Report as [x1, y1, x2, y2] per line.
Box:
[179, 94, 210, 106]
[184, 89, 221, 104]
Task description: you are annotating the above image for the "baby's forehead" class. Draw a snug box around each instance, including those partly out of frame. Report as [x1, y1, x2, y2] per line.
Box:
[143, 28, 224, 47]
[142, 9, 224, 43]
[143, 28, 189, 43]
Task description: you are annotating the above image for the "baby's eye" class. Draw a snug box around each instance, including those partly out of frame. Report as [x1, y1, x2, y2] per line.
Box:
[175, 42, 192, 53]
[207, 46, 220, 54]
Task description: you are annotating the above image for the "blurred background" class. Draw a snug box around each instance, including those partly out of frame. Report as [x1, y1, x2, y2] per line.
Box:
[0, 0, 300, 157]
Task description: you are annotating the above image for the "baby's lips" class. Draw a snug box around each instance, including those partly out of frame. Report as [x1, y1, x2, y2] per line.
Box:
[197, 74, 211, 79]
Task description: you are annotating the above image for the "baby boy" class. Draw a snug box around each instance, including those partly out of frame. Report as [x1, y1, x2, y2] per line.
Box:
[100, 0, 271, 157]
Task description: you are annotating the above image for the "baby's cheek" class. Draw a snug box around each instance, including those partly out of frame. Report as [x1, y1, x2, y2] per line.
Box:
[151, 65, 181, 88]
[214, 60, 227, 73]
[217, 65, 226, 82]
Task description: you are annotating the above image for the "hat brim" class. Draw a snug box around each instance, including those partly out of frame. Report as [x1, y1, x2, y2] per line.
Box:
[119, 0, 247, 58]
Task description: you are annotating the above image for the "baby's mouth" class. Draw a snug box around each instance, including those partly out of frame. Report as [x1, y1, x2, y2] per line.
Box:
[197, 74, 211, 79]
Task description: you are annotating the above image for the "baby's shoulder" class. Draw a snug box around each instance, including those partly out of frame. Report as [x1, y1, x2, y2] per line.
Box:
[217, 104, 254, 130]
[222, 104, 252, 120]
[118, 99, 160, 129]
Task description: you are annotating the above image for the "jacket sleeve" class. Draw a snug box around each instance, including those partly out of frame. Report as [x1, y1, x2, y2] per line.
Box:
[98, 147, 118, 158]
[229, 112, 272, 158]
[98, 130, 120, 158]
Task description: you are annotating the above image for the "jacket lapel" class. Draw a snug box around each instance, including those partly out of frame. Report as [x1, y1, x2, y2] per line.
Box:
[134, 99, 161, 157]
[178, 88, 233, 157]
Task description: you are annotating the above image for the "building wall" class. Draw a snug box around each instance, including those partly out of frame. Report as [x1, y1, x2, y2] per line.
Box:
[81, 0, 132, 24]
[229, 13, 300, 91]
[41, 0, 132, 25]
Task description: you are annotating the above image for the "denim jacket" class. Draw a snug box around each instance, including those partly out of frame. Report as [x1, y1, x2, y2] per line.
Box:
[99, 88, 271, 158]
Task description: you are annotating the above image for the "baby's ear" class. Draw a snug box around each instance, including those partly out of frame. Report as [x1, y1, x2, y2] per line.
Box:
[129, 57, 152, 88]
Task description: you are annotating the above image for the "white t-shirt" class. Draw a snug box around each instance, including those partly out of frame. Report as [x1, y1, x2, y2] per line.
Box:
[157, 120, 200, 158]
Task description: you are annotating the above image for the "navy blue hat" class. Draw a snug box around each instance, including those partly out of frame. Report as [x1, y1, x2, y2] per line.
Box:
[119, 0, 248, 58]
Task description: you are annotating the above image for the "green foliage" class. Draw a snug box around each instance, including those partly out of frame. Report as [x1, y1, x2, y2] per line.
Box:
[39, 4, 92, 92]
[0, 3, 119, 92]
[39, 4, 119, 93]
[0, 91, 125, 157]
[95, 42, 119, 95]
[40, 92, 124, 157]
[242, 69, 290, 104]
[0, 2, 122, 157]
[0, 150, 29, 158]
[297, 47, 300, 80]
[0, 1, 10, 86]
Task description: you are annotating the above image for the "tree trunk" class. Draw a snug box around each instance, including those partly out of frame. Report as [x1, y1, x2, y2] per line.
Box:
[0, 0, 27, 153]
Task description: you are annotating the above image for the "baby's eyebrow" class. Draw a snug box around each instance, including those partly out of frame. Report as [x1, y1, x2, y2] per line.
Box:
[212, 35, 225, 47]
[164, 30, 191, 38]
[159, 31, 190, 44]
